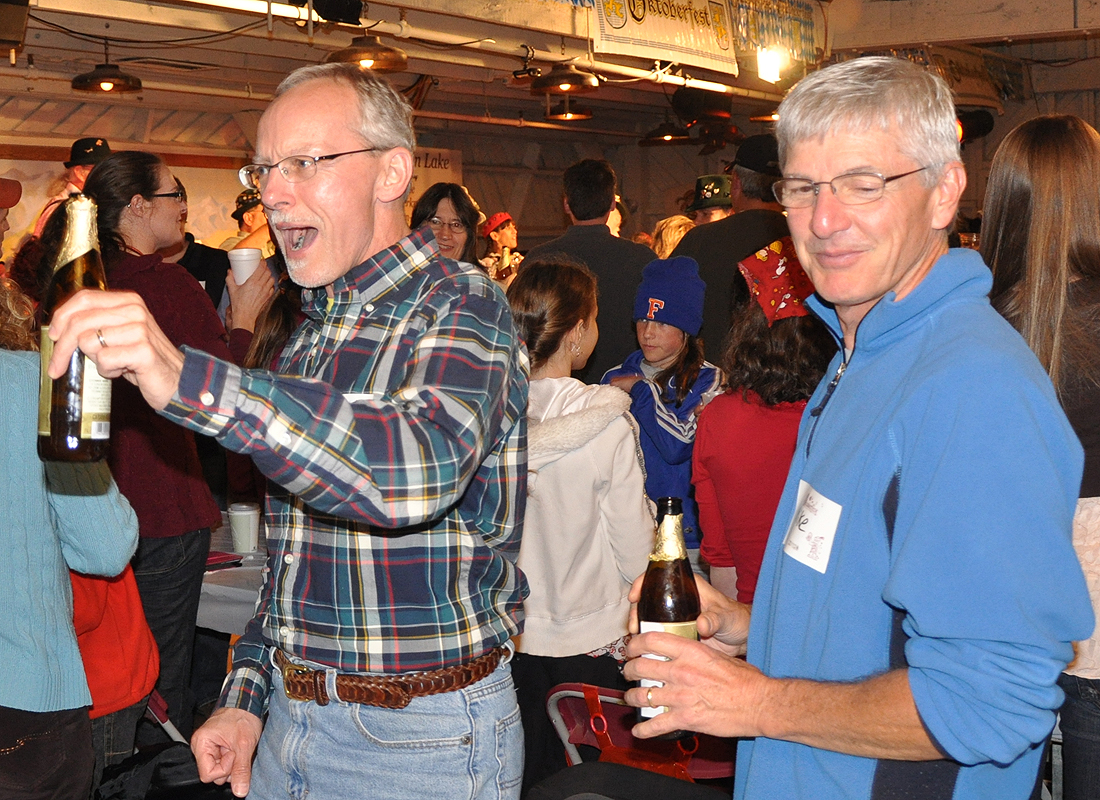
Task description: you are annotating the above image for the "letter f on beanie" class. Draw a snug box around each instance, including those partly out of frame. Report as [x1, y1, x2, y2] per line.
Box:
[633, 257, 706, 336]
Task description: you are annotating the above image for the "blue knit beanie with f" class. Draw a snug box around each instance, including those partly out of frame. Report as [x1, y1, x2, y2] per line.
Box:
[632, 256, 706, 337]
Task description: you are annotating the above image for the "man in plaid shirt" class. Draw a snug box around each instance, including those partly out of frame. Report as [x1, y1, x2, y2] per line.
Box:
[48, 64, 528, 799]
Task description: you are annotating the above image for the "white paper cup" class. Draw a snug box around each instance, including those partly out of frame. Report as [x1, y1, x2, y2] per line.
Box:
[228, 502, 261, 553]
[227, 248, 262, 285]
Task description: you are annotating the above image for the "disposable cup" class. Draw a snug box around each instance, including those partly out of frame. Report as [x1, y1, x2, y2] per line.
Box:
[227, 248, 262, 285]
[228, 501, 261, 553]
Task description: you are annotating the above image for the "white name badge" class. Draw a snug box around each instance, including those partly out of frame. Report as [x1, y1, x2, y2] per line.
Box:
[783, 480, 842, 574]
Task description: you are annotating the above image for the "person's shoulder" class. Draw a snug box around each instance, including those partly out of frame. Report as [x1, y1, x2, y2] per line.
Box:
[0, 348, 37, 378]
[524, 233, 569, 261]
[189, 240, 230, 263]
[416, 254, 511, 317]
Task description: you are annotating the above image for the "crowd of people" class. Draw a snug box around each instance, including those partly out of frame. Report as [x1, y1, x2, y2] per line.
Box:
[1, 53, 1099, 800]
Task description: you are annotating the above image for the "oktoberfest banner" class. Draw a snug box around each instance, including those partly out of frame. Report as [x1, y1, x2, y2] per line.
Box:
[593, 0, 740, 76]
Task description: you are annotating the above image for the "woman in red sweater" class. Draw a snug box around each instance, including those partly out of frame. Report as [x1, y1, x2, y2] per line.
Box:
[694, 238, 835, 603]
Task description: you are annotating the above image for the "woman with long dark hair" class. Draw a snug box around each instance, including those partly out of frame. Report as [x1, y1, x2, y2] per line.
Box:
[507, 257, 653, 794]
[39, 150, 272, 741]
[693, 239, 836, 601]
[409, 182, 482, 263]
[982, 114, 1100, 800]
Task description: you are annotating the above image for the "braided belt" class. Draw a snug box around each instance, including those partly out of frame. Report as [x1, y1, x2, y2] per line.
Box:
[275, 647, 505, 709]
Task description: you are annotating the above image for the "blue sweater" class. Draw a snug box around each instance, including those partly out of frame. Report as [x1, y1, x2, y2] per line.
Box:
[736, 249, 1094, 800]
[1, 350, 138, 713]
[602, 350, 721, 549]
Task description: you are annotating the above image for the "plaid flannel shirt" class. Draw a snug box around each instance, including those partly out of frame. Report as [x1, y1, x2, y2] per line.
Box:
[161, 227, 529, 716]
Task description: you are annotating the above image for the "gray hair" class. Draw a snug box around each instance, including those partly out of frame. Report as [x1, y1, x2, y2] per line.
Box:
[776, 57, 959, 186]
[732, 164, 779, 202]
[275, 63, 416, 154]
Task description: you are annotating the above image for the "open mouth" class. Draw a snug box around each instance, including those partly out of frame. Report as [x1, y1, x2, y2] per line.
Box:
[278, 225, 318, 253]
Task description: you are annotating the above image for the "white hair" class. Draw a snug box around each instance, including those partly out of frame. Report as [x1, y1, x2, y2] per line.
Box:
[776, 56, 960, 185]
[275, 63, 416, 154]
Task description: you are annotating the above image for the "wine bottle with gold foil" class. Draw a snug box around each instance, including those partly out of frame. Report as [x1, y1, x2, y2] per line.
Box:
[38, 195, 111, 462]
[637, 496, 700, 735]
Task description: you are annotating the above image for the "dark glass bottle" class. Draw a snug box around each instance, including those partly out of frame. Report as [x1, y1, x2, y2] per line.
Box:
[637, 497, 700, 738]
[38, 195, 111, 462]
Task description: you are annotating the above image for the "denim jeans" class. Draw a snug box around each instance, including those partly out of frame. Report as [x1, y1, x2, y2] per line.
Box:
[0, 705, 92, 800]
[250, 656, 523, 800]
[1058, 672, 1100, 800]
[132, 528, 211, 740]
[90, 696, 148, 794]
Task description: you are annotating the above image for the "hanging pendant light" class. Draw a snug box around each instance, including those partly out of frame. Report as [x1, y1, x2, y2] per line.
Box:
[545, 94, 592, 121]
[530, 63, 599, 95]
[639, 114, 691, 146]
[72, 40, 142, 94]
[323, 34, 408, 73]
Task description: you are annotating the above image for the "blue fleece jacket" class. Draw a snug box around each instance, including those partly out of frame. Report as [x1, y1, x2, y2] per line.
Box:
[602, 350, 721, 549]
[735, 249, 1094, 800]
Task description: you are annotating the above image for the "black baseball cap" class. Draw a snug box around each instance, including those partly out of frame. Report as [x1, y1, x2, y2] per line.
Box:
[728, 134, 781, 177]
[64, 137, 112, 168]
[231, 188, 262, 222]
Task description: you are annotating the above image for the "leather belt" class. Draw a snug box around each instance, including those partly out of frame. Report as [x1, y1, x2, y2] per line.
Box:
[275, 647, 505, 709]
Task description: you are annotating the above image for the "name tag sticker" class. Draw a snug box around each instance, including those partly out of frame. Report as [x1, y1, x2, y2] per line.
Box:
[783, 480, 842, 574]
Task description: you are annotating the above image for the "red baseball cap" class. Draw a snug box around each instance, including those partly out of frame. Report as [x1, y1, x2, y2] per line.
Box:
[480, 211, 513, 238]
[0, 177, 22, 209]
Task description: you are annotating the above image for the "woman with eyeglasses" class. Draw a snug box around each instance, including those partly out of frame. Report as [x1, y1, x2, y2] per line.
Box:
[36, 151, 274, 743]
[409, 182, 483, 263]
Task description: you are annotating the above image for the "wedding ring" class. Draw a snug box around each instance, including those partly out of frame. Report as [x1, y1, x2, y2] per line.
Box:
[96, 329, 108, 348]
[646, 687, 655, 708]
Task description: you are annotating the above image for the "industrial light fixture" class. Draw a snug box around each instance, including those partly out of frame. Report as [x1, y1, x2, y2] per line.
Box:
[71, 40, 142, 94]
[639, 115, 691, 147]
[957, 109, 995, 145]
[545, 95, 592, 121]
[530, 63, 599, 95]
[323, 34, 408, 72]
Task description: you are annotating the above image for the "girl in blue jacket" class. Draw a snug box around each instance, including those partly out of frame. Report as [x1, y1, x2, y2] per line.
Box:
[603, 256, 722, 569]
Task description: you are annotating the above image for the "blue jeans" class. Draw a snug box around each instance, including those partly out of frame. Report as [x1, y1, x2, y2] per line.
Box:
[132, 528, 210, 740]
[1059, 672, 1100, 800]
[251, 655, 523, 800]
[90, 696, 148, 793]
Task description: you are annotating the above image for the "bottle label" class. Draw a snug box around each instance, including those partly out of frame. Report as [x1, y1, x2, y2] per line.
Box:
[37, 327, 111, 439]
[81, 355, 112, 439]
[637, 620, 698, 718]
[37, 328, 54, 436]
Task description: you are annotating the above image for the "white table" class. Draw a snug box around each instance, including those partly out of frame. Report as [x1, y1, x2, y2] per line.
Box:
[197, 515, 267, 636]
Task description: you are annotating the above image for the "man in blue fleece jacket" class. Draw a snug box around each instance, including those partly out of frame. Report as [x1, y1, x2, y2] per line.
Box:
[623, 56, 1095, 800]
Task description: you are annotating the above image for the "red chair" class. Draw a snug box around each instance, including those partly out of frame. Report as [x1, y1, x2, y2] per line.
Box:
[545, 682, 735, 782]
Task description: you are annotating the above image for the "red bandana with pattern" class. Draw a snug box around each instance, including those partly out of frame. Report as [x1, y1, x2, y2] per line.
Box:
[737, 237, 815, 326]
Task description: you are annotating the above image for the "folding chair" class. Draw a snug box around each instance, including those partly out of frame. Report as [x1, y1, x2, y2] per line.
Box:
[143, 689, 189, 744]
[546, 682, 735, 782]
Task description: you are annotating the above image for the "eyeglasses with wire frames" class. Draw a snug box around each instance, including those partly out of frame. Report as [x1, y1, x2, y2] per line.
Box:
[238, 148, 379, 190]
[427, 217, 467, 234]
[771, 166, 929, 209]
[149, 189, 185, 201]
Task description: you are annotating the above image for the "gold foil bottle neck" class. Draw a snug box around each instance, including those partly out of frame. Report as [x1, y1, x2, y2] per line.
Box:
[650, 512, 687, 561]
[54, 195, 100, 273]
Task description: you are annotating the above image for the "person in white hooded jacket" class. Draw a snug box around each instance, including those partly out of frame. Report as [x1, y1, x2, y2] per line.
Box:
[507, 258, 655, 795]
